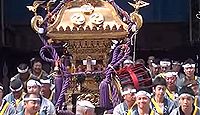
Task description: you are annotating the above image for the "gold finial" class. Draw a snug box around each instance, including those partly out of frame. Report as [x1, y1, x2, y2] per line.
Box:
[43, 0, 56, 13]
[26, 1, 45, 15]
[128, 0, 149, 30]
[128, 0, 150, 13]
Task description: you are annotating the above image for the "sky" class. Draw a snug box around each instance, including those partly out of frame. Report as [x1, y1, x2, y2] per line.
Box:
[3, 0, 189, 25]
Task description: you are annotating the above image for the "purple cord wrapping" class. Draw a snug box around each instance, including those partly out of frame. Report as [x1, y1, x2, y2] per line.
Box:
[38, 34, 48, 46]
[116, 48, 124, 63]
[42, 0, 70, 26]
[110, 46, 130, 106]
[111, 83, 121, 108]
[40, 45, 56, 63]
[111, 44, 122, 65]
[55, 75, 63, 104]
[99, 46, 121, 110]
[107, 0, 131, 23]
[99, 78, 113, 109]
[100, 44, 131, 109]
[55, 74, 71, 108]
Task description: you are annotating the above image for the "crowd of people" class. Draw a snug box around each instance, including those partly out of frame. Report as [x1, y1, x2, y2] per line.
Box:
[109, 56, 200, 115]
[0, 57, 97, 115]
[0, 55, 200, 115]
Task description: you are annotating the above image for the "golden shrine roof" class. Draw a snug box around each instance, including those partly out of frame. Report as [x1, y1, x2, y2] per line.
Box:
[46, 0, 128, 40]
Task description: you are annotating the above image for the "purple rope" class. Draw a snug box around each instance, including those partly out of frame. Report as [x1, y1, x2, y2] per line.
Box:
[111, 83, 121, 108]
[107, 0, 131, 23]
[55, 74, 71, 108]
[100, 44, 130, 109]
[55, 75, 63, 104]
[42, 0, 71, 26]
[116, 48, 125, 62]
[38, 34, 48, 46]
[40, 45, 55, 63]
[99, 78, 113, 109]
[110, 47, 130, 106]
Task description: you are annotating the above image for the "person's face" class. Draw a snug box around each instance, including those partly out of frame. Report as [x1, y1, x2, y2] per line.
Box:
[152, 67, 160, 75]
[0, 89, 3, 100]
[124, 90, 136, 103]
[165, 76, 177, 87]
[20, 72, 30, 81]
[136, 95, 150, 109]
[24, 96, 40, 114]
[85, 109, 96, 115]
[154, 85, 166, 98]
[147, 56, 155, 65]
[33, 62, 42, 73]
[179, 95, 194, 112]
[191, 85, 199, 96]
[172, 64, 181, 72]
[41, 83, 51, 96]
[12, 90, 23, 99]
[27, 85, 40, 95]
[160, 66, 170, 73]
[184, 67, 195, 77]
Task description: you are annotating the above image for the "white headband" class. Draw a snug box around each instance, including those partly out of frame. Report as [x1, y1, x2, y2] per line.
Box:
[182, 64, 195, 68]
[160, 61, 171, 67]
[0, 86, 3, 90]
[152, 63, 159, 67]
[27, 79, 41, 87]
[121, 88, 136, 96]
[40, 79, 51, 84]
[77, 100, 95, 109]
[136, 91, 151, 98]
[172, 62, 182, 65]
[165, 72, 178, 77]
[10, 85, 23, 92]
[123, 60, 134, 64]
[179, 93, 194, 99]
[24, 97, 41, 102]
[17, 67, 29, 73]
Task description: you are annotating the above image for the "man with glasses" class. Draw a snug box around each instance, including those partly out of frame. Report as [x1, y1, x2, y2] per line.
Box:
[113, 84, 137, 115]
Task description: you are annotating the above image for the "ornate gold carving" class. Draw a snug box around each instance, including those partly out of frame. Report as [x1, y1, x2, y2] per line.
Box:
[130, 12, 143, 30]
[128, 0, 150, 30]
[71, 13, 85, 25]
[31, 15, 44, 33]
[80, 4, 94, 15]
[89, 13, 104, 25]
[128, 0, 150, 12]
[65, 0, 102, 8]
[77, 93, 100, 106]
[26, 1, 45, 16]
[47, 0, 128, 38]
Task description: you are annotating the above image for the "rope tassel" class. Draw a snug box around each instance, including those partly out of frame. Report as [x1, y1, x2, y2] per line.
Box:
[99, 78, 113, 110]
